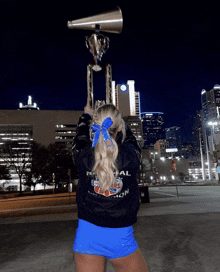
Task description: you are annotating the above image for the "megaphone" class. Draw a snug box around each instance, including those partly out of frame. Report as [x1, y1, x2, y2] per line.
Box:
[67, 6, 123, 34]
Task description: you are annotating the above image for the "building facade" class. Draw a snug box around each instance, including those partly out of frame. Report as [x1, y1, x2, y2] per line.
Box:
[112, 80, 143, 146]
[201, 84, 220, 153]
[123, 116, 143, 147]
[113, 80, 141, 118]
[191, 84, 220, 181]
[165, 126, 181, 150]
[141, 112, 165, 148]
[154, 139, 169, 158]
[0, 109, 82, 148]
[201, 84, 220, 122]
[0, 102, 82, 187]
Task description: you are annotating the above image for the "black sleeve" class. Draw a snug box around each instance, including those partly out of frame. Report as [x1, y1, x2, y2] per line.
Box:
[72, 113, 92, 161]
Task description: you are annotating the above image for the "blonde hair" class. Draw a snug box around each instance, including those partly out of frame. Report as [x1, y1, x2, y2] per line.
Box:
[91, 104, 125, 193]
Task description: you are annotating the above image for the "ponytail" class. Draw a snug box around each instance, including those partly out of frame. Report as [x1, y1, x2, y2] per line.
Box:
[91, 104, 125, 193]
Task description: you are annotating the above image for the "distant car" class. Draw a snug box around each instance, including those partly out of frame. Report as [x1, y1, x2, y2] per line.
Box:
[24, 186, 31, 191]
[6, 185, 18, 192]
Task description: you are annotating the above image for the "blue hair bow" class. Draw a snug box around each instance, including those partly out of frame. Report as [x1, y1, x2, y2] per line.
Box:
[91, 117, 114, 148]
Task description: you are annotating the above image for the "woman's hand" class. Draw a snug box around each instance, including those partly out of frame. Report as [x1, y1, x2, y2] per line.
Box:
[84, 98, 94, 116]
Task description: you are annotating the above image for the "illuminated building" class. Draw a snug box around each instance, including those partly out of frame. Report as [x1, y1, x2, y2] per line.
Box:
[0, 124, 33, 187]
[123, 116, 144, 147]
[188, 161, 217, 180]
[165, 126, 181, 150]
[112, 80, 143, 146]
[192, 111, 203, 158]
[113, 80, 141, 118]
[180, 141, 194, 159]
[0, 110, 82, 148]
[187, 85, 220, 181]
[0, 97, 82, 186]
[154, 139, 169, 157]
[201, 84, 220, 122]
[201, 84, 220, 153]
[200, 84, 220, 181]
[141, 112, 165, 148]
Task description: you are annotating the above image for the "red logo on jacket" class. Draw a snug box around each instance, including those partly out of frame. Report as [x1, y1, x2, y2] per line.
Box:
[91, 178, 123, 197]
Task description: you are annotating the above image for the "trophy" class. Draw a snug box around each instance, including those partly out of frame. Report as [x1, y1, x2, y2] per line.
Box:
[85, 33, 109, 72]
[67, 7, 123, 108]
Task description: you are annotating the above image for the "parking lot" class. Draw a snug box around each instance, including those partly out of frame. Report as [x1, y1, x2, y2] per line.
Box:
[1, 185, 220, 272]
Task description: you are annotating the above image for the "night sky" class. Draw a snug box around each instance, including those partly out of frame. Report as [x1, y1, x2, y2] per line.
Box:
[1, 1, 220, 140]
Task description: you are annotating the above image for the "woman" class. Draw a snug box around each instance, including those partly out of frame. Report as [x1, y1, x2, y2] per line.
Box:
[72, 99, 149, 272]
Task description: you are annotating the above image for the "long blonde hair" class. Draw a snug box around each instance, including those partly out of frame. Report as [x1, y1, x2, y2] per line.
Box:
[92, 104, 125, 193]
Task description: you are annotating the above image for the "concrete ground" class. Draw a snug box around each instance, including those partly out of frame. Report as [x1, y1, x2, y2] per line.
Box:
[1, 185, 220, 272]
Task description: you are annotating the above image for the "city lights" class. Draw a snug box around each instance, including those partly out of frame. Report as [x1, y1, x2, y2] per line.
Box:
[208, 121, 217, 126]
[2, 82, 220, 189]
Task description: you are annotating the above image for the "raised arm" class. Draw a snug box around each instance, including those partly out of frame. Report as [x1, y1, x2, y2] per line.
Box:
[72, 99, 94, 160]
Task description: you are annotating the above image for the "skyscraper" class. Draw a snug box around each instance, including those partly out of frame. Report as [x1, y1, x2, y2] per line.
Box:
[113, 80, 141, 118]
[112, 80, 143, 146]
[141, 112, 165, 148]
[201, 84, 220, 121]
[201, 84, 220, 153]
[200, 84, 220, 180]
[165, 126, 181, 150]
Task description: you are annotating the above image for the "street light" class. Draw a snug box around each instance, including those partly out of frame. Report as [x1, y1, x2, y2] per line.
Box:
[208, 121, 217, 153]
[208, 121, 219, 181]
[198, 128, 205, 180]
[204, 125, 212, 180]
[52, 173, 55, 194]
[208, 121, 217, 126]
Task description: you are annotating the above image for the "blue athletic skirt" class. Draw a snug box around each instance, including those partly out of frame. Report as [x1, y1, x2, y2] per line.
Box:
[73, 219, 138, 259]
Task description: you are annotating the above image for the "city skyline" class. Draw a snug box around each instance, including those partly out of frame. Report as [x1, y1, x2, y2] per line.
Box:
[1, 0, 220, 140]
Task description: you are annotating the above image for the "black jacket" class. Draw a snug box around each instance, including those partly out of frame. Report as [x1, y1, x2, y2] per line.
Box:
[72, 113, 141, 228]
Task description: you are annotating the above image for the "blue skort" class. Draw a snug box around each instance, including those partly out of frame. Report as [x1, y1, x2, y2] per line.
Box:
[73, 219, 138, 259]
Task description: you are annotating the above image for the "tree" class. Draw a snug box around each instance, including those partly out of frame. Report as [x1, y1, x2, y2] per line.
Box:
[0, 165, 11, 181]
[0, 140, 32, 194]
[0, 165, 11, 190]
[23, 142, 49, 192]
[46, 143, 75, 189]
[24, 142, 78, 192]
